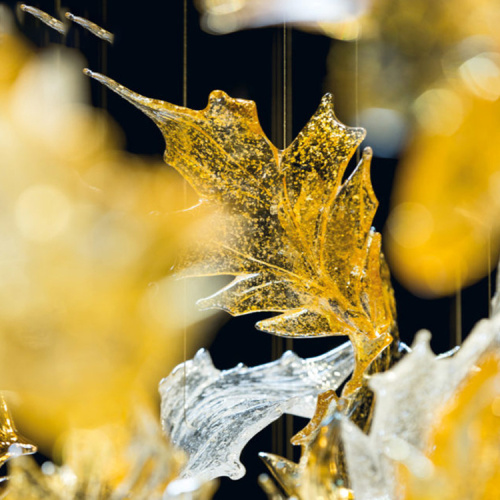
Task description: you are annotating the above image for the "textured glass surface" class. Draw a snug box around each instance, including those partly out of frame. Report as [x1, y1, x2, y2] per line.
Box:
[86, 70, 397, 398]
[342, 313, 500, 500]
[196, 0, 368, 37]
[160, 342, 354, 481]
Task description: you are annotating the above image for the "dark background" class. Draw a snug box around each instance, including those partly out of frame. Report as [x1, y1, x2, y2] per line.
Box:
[4, 0, 495, 498]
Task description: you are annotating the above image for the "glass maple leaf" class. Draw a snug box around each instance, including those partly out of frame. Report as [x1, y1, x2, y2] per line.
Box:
[85, 69, 398, 397]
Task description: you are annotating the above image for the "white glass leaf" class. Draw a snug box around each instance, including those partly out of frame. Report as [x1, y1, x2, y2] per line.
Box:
[197, 0, 369, 35]
[160, 342, 354, 481]
[342, 313, 500, 500]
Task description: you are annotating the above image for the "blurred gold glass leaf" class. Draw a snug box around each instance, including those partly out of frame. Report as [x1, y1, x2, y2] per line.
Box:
[387, 70, 500, 295]
[0, 29, 210, 451]
[86, 69, 397, 397]
[324, 0, 500, 294]
[7, 412, 217, 499]
[327, 0, 500, 126]
[305, 0, 500, 296]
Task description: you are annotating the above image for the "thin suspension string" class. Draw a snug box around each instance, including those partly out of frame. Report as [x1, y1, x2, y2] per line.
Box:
[355, 37, 360, 164]
[182, 0, 188, 424]
[488, 230, 492, 317]
[271, 24, 286, 458]
[56, 0, 67, 48]
[283, 22, 294, 462]
[455, 271, 462, 347]
[101, 0, 107, 108]
[183, 0, 188, 108]
[283, 24, 288, 149]
[55, 0, 64, 59]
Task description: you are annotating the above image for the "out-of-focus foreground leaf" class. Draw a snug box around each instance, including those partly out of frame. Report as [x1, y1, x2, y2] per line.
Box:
[323, 0, 500, 294]
[195, 0, 368, 38]
[0, 24, 212, 451]
[387, 73, 500, 296]
[7, 412, 217, 500]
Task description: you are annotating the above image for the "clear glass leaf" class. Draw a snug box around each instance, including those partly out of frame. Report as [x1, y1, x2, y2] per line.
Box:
[160, 342, 354, 481]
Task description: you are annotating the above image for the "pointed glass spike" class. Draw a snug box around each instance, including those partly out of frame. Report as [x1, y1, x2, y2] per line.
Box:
[0, 395, 36, 469]
[19, 4, 67, 34]
[258, 473, 287, 500]
[65, 12, 114, 43]
[259, 453, 300, 495]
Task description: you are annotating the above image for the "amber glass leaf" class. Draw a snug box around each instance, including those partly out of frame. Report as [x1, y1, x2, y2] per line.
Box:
[387, 81, 500, 296]
[85, 70, 397, 394]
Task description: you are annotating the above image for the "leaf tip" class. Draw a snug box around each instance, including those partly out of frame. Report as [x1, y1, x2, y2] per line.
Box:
[320, 92, 335, 108]
[362, 146, 373, 161]
[208, 89, 230, 102]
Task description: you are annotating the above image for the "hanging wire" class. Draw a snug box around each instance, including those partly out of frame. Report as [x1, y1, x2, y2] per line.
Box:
[101, 0, 107, 108]
[455, 271, 462, 347]
[488, 230, 492, 318]
[283, 22, 295, 462]
[182, 0, 189, 425]
[355, 37, 360, 165]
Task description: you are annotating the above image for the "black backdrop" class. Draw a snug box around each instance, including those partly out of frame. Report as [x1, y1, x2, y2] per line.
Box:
[3, 1, 495, 498]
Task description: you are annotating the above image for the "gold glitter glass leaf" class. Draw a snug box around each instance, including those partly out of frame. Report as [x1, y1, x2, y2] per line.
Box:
[86, 70, 397, 395]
